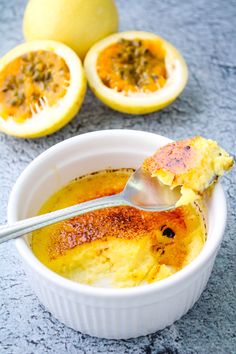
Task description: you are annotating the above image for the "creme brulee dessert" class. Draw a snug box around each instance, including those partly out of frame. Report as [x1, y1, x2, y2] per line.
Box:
[32, 168, 206, 288]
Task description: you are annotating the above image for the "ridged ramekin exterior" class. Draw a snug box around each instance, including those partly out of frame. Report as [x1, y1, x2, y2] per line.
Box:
[22, 254, 216, 339]
[8, 130, 227, 339]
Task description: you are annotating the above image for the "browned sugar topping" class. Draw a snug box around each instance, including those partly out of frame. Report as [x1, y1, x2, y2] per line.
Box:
[143, 139, 197, 175]
[48, 205, 187, 260]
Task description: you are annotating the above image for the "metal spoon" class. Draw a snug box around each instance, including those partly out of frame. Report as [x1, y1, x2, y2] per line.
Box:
[0, 168, 181, 244]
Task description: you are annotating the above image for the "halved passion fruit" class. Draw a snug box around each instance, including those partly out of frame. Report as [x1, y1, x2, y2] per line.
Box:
[0, 40, 86, 138]
[84, 31, 188, 114]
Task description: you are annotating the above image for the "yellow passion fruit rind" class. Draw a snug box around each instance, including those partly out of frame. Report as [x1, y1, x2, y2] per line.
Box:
[23, 0, 119, 60]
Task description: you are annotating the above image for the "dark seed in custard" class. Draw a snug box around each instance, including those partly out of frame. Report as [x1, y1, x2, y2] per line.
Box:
[162, 227, 175, 238]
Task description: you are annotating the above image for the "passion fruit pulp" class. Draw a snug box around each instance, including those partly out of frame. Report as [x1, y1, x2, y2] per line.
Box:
[97, 38, 167, 93]
[0, 41, 86, 138]
[84, 31, 188, 115]
[0, 50, 70, 122]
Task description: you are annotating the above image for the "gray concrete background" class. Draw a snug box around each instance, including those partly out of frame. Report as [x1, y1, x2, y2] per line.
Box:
[0, 0, 235, 353]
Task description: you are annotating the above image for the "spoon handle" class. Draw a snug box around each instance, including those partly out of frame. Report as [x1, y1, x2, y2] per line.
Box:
[0, 193, 126, 244]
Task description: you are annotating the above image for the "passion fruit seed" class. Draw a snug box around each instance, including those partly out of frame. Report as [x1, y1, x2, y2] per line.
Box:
[97, 38, 167, 93]
[0, 50, 70, 122]
[160, 225, 175, 238]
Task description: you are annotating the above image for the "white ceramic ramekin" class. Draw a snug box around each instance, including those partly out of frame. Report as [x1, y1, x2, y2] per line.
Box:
[8, 130, 227, 339]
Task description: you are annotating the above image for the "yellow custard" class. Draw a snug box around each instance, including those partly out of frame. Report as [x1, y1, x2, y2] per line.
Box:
[32, 169, 206, 288]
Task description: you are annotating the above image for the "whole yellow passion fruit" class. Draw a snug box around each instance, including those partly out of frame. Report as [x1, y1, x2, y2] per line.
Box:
[23, 0, 119, 60]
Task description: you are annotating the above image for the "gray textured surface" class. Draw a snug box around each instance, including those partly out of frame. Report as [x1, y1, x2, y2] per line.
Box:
[0, 0, 236, 353]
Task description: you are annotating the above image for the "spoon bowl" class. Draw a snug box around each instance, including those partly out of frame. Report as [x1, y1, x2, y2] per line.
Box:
[123, 167, 181, 211]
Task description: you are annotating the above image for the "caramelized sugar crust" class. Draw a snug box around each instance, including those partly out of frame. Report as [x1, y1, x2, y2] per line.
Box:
[143, 139, 198, 175]
[48, 204, 186, 263]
